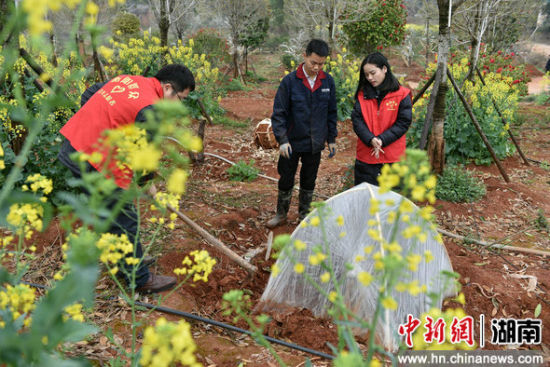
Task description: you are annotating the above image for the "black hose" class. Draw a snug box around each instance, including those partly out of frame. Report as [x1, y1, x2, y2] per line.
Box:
[135, 301, 334, 360]
[21, 281, 335, 360]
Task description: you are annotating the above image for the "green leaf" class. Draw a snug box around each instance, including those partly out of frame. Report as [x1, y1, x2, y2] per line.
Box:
[534, 303, 542, 318]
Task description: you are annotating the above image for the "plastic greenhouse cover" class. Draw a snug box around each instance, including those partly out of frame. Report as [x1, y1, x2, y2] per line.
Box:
[258, 182, 456, 351]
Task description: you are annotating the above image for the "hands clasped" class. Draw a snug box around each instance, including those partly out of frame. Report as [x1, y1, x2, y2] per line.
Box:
[370, 137, 384, 159]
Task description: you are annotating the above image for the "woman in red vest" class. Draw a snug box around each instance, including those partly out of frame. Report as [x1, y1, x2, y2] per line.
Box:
[351, 52, 412, 186]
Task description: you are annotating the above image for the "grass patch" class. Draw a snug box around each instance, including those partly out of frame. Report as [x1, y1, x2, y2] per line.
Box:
[227, 78, 247, 91]
[436, 165, 486, 203]
[226, 160, 260, 182]
[515, 102, 550, 127]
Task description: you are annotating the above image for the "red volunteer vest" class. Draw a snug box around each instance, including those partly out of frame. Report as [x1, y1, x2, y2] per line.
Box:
[60, 76, 163, 189]
[356, 86, 412, 164]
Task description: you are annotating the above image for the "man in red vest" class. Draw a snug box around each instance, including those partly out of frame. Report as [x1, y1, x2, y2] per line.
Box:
[58, 64, 195, 293]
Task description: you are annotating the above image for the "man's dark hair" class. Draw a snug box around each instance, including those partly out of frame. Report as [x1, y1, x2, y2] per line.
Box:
[354, 52, 400, 98]
[154, 64, 195, 92]
[305, 39, 330, 57]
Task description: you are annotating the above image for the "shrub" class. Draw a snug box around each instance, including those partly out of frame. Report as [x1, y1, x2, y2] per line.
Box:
[342, 0, 407, 55]
[280, 54, 298, 70]
[226, 160, 260, 182]
[224, 77, 246, 92]
[436, 165, 486, 203]
[111, 12, 141, 42]
[0, 49, 86, 200]
[187, 28, 230, 67]
[323, 51, 360, 121]
[106, 31, 223, 122]
[410, 56, 520, 165]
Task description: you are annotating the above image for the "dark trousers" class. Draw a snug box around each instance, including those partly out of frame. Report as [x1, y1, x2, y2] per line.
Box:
[58, 139, 150, 287]
[277, 151, 321, 191]
[354, 159, 384, 186]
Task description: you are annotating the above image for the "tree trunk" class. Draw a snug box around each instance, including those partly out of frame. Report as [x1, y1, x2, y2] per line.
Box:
[244, 47, 248, 75]
[424, 0, 453, 173]
[159, 0, 169, 49]
[465, 1, 483, 82]
[233, 51, 239, 78]
[427, 82, 447, 174]
[425, 16, 430, 67]
[76, 31, 87, 67]
[0, 0, 14, 41]
[49, 31, 58, 67]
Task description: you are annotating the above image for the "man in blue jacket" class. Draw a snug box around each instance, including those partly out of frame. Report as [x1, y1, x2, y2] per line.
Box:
[267, 39, 338, 228]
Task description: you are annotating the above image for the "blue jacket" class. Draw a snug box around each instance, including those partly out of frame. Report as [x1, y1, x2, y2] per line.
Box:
[271, 64, 338, 153]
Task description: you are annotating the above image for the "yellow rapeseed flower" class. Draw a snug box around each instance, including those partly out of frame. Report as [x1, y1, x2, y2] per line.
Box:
[173, 250, 216, 282]
[309, 216, 320, 226]
[357, 271, 373, 286]
[381, 296, 397, 310]
[167, 169, 188, 194]
[63, 303, 85, 322]
[407, 253, 423, 271]
[271, 263, 280, 277]
[294, 239, 307, 251]
[140, 317, 201, 367]
[294, 262, 305, 274]
[130, 144, 162, 171]
[320, 272, 330, 283]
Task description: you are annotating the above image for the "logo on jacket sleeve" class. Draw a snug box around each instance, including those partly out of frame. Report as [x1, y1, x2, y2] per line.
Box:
[385, 100, 398, 111]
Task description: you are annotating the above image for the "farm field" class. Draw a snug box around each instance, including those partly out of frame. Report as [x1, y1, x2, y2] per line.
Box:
[13, 53, 550, 366]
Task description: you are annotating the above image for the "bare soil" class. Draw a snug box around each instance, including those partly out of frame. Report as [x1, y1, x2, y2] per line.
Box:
[9, 54, 550, 366]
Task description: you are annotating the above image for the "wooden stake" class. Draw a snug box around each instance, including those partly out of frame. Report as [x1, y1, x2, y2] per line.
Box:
[167, 204, 257, 274]
[412, 72, 436, 105]
[189, 119, 206, 164]
[19, 48, 52, 87]
[446, 69, 510, 182]
[197, 98, 214, 125]
[438, 228, 550, 257]
[475, 66, 530, 165]
[92, 46, 108, 83]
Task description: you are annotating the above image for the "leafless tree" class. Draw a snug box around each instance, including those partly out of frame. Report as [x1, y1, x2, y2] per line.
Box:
[208, 0, 269, 80]
[284, 0, 355, 48]
[453, 0, 504, 81]
[148, 0, 197, 47]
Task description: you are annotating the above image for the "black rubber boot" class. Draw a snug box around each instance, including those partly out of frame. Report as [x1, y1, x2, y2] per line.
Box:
[266, 189, 293, 228]
[298, 189, 314, 220]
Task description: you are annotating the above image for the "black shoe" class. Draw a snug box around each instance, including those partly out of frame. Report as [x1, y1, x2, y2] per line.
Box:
[136, 274, 176, 294]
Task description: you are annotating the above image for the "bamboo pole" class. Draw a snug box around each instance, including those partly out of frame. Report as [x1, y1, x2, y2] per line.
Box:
[475, 66, 530, 165]
[412, 72, 436, 105]
[446, 69, 510, 182]
[167, 204, 257, 274]
[438, 228, 550, 257]
[19, 48, 52, 87]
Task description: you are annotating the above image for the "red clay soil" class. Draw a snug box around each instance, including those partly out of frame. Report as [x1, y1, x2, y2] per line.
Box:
[8, 59, 550, 366]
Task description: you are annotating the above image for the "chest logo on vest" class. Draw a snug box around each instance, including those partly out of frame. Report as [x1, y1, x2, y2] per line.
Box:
[111, 86, 126, 94]
[385, 100, 398, 111]
[321, 88, 330, 93]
